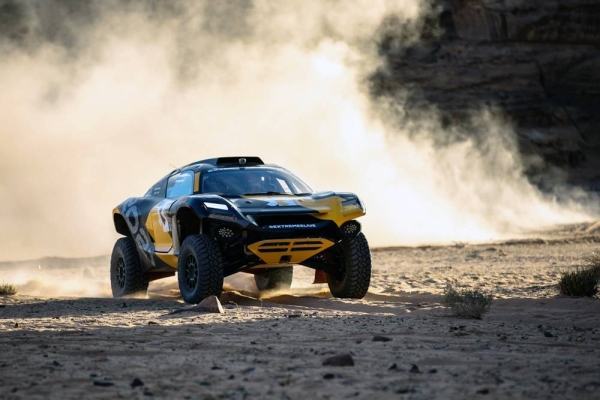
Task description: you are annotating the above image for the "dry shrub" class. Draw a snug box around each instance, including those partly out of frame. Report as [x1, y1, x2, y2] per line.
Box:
[0, 283, 17, 296]
[558, 268, 598, 297]
[441, 283, 493, 319]
[557, 253, 600, 297]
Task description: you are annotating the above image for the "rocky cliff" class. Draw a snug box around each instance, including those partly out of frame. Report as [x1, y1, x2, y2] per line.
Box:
[370, 0, 600, 192]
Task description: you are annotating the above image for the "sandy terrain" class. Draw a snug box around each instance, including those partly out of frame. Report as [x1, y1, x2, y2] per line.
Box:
[1, 223, 600, 399]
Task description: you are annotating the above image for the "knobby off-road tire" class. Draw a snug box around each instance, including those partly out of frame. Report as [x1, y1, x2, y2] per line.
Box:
[110, 237, 149, 298]
[178, 234, 224, 304]
[254, 267, 294, 292]
[327, 233, 372, 299]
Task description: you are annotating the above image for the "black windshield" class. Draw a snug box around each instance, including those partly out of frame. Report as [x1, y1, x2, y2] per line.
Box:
[201, 168, 313, 196]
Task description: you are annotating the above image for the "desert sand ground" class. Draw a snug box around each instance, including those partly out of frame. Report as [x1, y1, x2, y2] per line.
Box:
[1, 223, 600, 399]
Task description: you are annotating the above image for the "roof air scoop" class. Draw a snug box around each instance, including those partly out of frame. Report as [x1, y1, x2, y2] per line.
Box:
[192, 156, 264, 167]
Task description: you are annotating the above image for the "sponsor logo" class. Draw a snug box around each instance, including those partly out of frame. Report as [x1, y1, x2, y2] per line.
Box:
[122, 199, 155, 266]
[209, 213, 237, 221]
[266, 223, 317, 229]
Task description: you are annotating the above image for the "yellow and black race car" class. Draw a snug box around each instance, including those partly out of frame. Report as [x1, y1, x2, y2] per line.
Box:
[111, 156, 371, 304]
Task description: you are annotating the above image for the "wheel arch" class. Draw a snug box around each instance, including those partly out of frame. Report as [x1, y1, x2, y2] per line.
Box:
[176, 206, 207, 246]
[113, 212, 131, 237]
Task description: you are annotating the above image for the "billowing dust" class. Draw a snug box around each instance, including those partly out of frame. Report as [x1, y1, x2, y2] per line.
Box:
[0, 1, 597, 298]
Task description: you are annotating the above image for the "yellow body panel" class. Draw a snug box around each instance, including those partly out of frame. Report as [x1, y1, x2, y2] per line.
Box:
[247, 238, 335, 264]
[194, 172, 200, 193]
[145, 200, 176, 253]
[306, 196, 365, 227]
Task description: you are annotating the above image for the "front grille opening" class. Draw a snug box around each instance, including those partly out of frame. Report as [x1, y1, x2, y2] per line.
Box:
[258, 242, 290, 248]
[253, 239, 328, 254]
[252, 214, 321, 227]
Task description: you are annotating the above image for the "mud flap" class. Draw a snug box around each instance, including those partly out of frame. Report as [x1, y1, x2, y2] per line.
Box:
[313, 270, 327, 284]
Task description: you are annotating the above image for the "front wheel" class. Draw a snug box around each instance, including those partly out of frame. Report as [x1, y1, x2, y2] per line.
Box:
[178, 234, 224, 304]
[327, 233, 371, 299]
[110, 237, 149, 298]
[255, 267, 293, 292]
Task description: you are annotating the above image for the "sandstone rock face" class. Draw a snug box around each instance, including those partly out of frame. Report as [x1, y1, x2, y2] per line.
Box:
[371, 0, 600, 191]
[453, 0, 600, 44]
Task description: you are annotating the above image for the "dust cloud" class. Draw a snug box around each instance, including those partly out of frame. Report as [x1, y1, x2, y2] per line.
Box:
[0, 0, 595, 266]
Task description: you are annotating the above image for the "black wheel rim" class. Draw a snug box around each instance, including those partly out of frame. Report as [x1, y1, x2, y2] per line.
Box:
[116, 256, 126, 288]
[184, 255, 198, 290]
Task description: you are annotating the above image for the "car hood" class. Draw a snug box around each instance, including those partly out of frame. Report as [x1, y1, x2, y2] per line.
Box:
[228, 194, 329, 214]
[190, 191, 364, 227]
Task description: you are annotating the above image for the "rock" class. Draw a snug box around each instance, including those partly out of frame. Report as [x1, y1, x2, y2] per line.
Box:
[452, 1, 600, 44]
[389, 363, 398, 370]
[410, 364, 420, 373]
[322, 354, 355, 367]
[323, 373, 335, 379]
[544, 331, 554, 338]
[131, 378, 144, 388]
[93, 381, 114, 387]
[370, 0, 600, 190]
[197, 296, 225, 313]
[373, 335, 393, 342]
[169, 296, 224, 315]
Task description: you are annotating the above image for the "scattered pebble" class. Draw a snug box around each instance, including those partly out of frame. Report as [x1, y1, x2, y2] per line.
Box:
[323, 354, 354, 367]
[131, 378, 144, 388]
[93, 380, 114, 387]
[372, 335, 392, 342]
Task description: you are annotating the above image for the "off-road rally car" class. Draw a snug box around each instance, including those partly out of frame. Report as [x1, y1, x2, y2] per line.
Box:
[111, 157, 371, 304]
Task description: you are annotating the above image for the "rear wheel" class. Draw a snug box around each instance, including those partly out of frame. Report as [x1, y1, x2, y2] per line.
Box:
[255, 267, 293, 292]
[110, 237, 148, 298]
[178, 234, 224, 304]
[327, 233, 371, 299]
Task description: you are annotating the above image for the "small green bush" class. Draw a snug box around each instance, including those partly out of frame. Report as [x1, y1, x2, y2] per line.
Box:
[441, 284, 493, 319]
[558, 266, 599, 297]
[0, 283, 17, 296]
